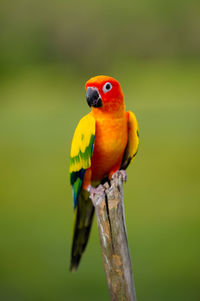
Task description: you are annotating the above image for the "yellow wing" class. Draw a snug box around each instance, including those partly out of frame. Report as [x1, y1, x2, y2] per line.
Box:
[69, 113, 95, 208]
[121, 111, 139, 170]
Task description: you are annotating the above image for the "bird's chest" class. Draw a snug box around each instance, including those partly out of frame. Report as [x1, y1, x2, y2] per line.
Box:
[91, 117, 127, 179]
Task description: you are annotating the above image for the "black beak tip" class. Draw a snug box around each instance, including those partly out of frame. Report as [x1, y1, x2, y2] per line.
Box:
[86, 96, 92, 107]
[86, 87, 102, 108]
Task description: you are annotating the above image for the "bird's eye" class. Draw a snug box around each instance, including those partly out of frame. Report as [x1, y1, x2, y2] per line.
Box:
[103, 82, 112, 93]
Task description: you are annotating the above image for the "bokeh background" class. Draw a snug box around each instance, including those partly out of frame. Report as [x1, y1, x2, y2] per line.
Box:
[1, 0, 200, 300]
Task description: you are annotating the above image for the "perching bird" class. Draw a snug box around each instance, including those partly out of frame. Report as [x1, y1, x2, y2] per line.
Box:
[69, 75, 139, 271]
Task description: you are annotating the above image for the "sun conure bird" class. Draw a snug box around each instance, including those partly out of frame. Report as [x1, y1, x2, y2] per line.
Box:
[69, 75, 139, 271]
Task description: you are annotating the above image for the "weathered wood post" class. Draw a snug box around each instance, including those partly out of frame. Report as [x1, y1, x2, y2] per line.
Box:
[91, 172, 137, 301]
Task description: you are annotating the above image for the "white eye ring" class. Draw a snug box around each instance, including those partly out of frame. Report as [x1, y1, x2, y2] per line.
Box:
[103, 82, 112, 93]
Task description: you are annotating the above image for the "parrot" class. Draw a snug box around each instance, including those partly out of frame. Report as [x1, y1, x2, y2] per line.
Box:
[69, 75, 139, 271]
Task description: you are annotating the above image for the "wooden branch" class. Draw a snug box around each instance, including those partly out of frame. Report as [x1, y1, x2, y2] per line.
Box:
[91, 173, 137, 301]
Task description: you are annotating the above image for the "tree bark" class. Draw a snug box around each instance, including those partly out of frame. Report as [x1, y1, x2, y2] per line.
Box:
[91, 173, 137, 301]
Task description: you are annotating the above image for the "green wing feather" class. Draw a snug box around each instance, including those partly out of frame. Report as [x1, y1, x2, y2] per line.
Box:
[69, 113, 95, 208]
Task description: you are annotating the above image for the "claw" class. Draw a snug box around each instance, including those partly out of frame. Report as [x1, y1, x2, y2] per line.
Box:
[111, 170, 127, 182]
[87, 184, 105, 201]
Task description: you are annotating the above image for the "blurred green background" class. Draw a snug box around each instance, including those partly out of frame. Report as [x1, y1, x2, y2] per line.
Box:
[0, 0, 200, 300]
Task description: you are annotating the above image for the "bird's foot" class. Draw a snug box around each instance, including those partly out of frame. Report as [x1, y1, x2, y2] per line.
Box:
[111, 170, 127, 182]
[87, 184, 106, 201]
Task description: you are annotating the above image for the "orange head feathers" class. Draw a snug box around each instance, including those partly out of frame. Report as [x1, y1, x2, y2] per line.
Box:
[85, 75, 125, 115]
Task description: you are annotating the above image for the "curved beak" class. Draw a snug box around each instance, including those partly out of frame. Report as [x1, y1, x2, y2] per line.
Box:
[86, 87, 102, 108]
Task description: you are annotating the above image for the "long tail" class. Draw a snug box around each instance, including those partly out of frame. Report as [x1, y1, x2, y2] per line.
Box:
[70, 189, 94, 271]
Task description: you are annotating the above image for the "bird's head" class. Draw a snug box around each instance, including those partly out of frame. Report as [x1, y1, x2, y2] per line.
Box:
[85, 75, 124, 115]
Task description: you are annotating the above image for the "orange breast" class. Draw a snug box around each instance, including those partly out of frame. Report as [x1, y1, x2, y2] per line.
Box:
[91, 114, 128, 181]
